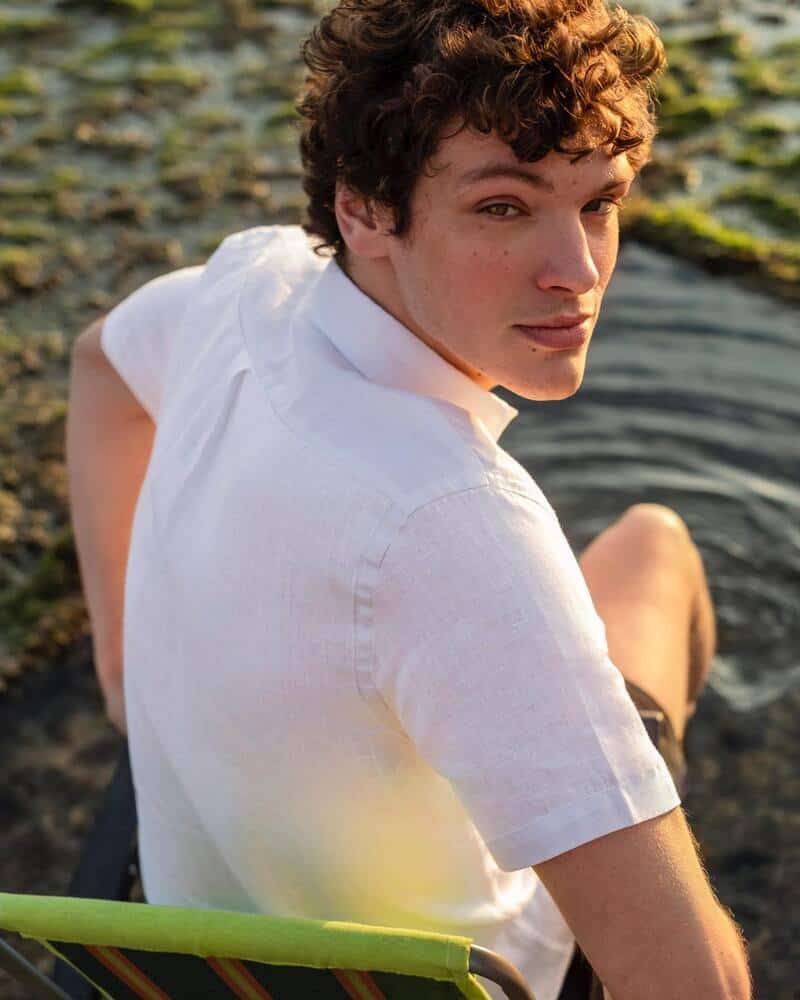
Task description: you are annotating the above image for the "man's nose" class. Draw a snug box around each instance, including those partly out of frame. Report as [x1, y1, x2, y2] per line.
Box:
[533, 219, 601, 295]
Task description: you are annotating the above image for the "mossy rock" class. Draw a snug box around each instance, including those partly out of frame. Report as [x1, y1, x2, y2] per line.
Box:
[0, 220, 55, 244]
[0, 145, 44, 170]
[233, 64, 303, 101]
[0, 97, 45, 119]
[29, 121, 70, 147]
[715, 182, 800, 237]
[729, 143, 781, 170]
[47, 166, 85, 192]
[132, 62, 210, 95]
[683, 27, 751, 60]
[658, 94, 741, 139]
[740, 116, 794, 142]
[623, 198, 800, 296]
[160, 163, 225, 202]
[184, 106, 243, 134]
[0, 247, 50, 290]
[636, 157, 697, 196]
[79, 87, 132, 117]
[661, 42, 710, 98]
[733, 58, 800, 100]
[77, 25, 187, 66]
[0, 178, 46, 200]
[772, 150, 800, 179]
[0, 196, 51, 222]
[54, 0, 155, 13]
[0, 524, 82, 650]
[0, 68, 46, 98]
[251, 0, 318, 9]
[767, 37, 800, 59]
[265, 101, 299, 127]
[157, 125, 195, 168]
[149, 9, 221, 31]
[0, 12, 71, 41]
[86, 187, 152, 224]
[625, 200, 760, 260]
[75, 124, 155, 157]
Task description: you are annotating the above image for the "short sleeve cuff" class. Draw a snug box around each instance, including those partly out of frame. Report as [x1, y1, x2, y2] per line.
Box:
[101, 307, 159, 421]
[486, 755, 682, 871]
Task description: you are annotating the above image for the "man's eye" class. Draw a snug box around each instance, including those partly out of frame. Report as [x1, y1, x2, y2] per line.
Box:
[585, 198, 623, 215]
[480, 203, 523, 218]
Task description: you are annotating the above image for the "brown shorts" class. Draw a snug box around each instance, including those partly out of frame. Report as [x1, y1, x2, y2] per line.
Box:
[555, 679, 688, 1000]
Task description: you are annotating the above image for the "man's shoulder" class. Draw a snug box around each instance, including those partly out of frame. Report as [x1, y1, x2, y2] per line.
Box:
[203, 224, 326, 287]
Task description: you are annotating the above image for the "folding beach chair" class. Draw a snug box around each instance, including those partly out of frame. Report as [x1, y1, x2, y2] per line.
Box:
[0, 748, 537, 1000]
[0, 893, 538, 1000]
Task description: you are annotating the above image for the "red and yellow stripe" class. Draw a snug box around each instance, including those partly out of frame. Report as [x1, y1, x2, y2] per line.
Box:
[333, 968, 386, 1000]
[84, 946, 172, 1000]
[207, 956, 275, 999]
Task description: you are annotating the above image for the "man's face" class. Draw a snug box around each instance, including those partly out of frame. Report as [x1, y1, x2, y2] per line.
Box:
[376, 125, 635, 401]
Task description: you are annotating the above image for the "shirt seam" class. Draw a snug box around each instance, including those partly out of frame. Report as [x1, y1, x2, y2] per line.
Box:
[363, 482, 556, 736]
[485, 758, 678, 862]
[374, 480, 553, 573]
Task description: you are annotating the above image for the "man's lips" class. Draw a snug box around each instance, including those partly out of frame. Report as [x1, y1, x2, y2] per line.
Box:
[514, 318, 591, 350]
[522, 314, 593, 328]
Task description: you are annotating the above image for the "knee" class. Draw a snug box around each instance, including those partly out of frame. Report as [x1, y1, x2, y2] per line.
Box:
[620, 503, 692, 551]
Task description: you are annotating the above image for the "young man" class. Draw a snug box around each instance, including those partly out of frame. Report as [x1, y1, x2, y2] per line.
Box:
[67, 1, 752, 997]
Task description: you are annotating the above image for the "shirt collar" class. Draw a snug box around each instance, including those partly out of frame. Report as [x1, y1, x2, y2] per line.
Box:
[307, 258, 519, 444]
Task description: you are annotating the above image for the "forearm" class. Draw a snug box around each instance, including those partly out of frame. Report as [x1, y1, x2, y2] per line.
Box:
[602, 902, 752, 1000]
[66, 344, 156, 728]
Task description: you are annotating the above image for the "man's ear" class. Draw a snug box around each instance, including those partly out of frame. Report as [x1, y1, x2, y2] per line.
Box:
[334, 181, 394, 260]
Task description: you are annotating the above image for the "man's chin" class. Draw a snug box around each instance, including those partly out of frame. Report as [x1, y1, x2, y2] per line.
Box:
[506, 369, 586, 402]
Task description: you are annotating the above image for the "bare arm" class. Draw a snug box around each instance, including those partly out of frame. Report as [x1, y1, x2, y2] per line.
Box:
[534, 805, 752, 999]
[66, 317, 156, 734]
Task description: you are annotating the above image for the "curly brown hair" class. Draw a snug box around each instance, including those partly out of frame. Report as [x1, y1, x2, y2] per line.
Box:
[297, 0, 667, 258]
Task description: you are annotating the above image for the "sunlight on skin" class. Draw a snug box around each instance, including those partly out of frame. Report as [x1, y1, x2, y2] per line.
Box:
[336, 124, 636, 403]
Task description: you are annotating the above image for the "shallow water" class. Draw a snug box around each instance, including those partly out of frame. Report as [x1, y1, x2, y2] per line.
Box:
[499, 241, 800, 714]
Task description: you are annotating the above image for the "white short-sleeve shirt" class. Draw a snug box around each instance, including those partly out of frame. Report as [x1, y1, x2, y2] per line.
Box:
[101, 225, 680, 1000]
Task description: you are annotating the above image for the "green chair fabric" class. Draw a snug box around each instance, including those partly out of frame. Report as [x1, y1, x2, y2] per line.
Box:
[0, 892, 524, 1000]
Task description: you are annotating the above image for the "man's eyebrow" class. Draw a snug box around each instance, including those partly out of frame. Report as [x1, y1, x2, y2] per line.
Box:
[457, 163, 635, 195]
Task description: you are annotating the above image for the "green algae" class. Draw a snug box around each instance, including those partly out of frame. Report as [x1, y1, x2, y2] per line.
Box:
[0, 247, 50, 291]
[716, 181, 800, 236]
[0, 145, 44, 170]
[79, 86, 134, 117]
[0, 97, 45, 119]
[683, 27, 752, 60]
[57, 0, 156, 12]
[740, 115, 795, 143]
[233, 63, 304, 101]
[0, 68, 46, 98]
[184, 106, 245, 134]
[660, 43, 711, 100]
[733, 57, 800, 100]
[132, 62, 210, 95]
[160, 163, 226, 203]
[0, 221, 55, 245]
[658, 94, 742, 139]
[74, 124, 155, 158]
[622, 198, 800, 300]
[0, 12, 71, 41]
[266, 101, 300, 127]
[157, 124, 195, 169]
[0, 525, 86, 691]
[76, 25, 187, 66]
